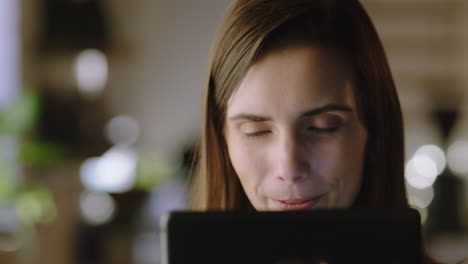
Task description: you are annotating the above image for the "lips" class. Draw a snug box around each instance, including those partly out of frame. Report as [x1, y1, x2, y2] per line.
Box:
[273, 196, 322, 211]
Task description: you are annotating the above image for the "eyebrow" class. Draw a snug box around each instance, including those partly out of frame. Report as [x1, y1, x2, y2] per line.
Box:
[301, 104, 353, 117]
[228, 103, 353, 122]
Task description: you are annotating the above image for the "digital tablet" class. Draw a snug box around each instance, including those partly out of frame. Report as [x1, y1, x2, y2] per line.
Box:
[161, 208, 422, 264]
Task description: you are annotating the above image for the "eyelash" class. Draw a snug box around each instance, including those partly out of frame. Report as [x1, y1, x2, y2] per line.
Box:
[244, 126, 340, 139]
[307, 126, 340, 133]
[245, 131, 271, 138]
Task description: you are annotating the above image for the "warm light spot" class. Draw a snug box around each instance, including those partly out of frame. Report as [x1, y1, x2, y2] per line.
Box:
[405, 155, 437, 189]
[79, 191, 116, 225]
[105, 115, 140, 146]
[0, 206, 19, 235]
[447, 140, 468, 177]
[74, 49, 108, 97]
[414, 144, 446, 175]
[413, 155, 438, 179]
[80, 147, 138, 193]
[15, 187, 57, 225]
[411, 206, 428, 225]
[0, 0, 20, 109]
[406, 184, 434, 209]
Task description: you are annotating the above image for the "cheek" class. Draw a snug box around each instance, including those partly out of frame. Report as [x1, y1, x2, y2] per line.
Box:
[325, 129, 367, 206]
[342, 127, 367, 179]
[226, 136, 270, 192]
[305, 143, 348, 187]
[325, 140, 365, 180]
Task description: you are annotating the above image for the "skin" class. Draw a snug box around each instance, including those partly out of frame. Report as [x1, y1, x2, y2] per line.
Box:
[224, 45, 368, 211]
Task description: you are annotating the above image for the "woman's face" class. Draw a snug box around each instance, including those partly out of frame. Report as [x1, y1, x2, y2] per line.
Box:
[224, 46, 367, 211]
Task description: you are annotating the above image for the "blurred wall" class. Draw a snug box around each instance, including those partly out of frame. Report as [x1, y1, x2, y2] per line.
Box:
[103, 0, 232, 161]
[20, 1, 234, 264]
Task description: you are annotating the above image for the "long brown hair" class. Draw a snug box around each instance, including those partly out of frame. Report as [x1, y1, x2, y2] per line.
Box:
[191, 0, 406, 210]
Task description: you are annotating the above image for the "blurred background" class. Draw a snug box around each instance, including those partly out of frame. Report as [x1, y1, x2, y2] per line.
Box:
[0, 0, 467, 263]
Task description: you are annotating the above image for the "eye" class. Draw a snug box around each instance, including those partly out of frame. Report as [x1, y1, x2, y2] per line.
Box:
[239, 122, 271, 139]
[245, 130, 271, 138]
[306, 114, 343, 134]
[308, 126, 340, 133]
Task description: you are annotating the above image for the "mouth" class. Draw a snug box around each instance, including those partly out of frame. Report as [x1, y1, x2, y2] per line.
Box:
[272, 196, 323, 211]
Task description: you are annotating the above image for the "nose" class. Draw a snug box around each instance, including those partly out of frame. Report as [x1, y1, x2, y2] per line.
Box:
[275, 133, 310, 184]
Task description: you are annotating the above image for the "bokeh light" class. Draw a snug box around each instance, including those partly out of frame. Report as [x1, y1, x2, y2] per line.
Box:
[0, 0, 20, 109]
[413, 155, 438, 179]
[79, 191, 116, 226]
[414, 144, 446, 175]
[105, 115, 140, 146]
[15, 186, 57, 225]
[447, 140, 468, 177]
[406, 184, 434, 209]
[0, 136, 20, 201]
[412, 205, 429, 225]
[405, 154, 438, 189]
[0, 205, 19, 234]
[135, 151, 174, 192]
[74, 49, 108, 97]
[80, 147, 138, 193]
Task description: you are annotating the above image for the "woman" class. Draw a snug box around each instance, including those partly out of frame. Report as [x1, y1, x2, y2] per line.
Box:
[190, 0, 440, 263]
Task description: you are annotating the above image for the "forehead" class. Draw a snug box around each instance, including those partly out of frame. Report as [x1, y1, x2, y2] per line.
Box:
[227, 46, 356, 117]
